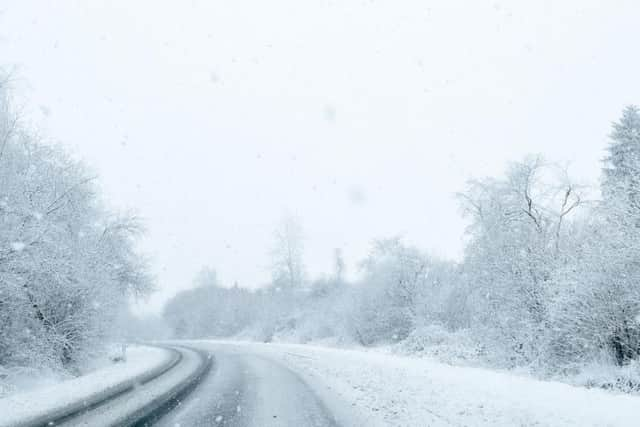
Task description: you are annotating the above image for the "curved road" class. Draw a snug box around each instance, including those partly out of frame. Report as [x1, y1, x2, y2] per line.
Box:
[152, 343, 340, 427]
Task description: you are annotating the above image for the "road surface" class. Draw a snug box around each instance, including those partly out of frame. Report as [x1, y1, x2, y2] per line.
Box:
[54, 346, 209, 427]
[153, 342, 340, 427]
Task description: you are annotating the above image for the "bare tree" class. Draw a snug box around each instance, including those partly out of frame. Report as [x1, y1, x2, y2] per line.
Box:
[269, 214, 306, 289]
[333, 248, 346, 284]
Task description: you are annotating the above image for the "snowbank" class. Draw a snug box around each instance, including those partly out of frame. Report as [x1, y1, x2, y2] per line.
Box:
[0, 345, 172, 427]
[207, 340, 640, 427]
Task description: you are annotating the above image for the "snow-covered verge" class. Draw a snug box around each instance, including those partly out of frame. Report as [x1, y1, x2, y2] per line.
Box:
[0, 343, 127, 398]
[0, 345, 172, 427]
[205, 340, 640, 427]
[391, 325, 640, 395]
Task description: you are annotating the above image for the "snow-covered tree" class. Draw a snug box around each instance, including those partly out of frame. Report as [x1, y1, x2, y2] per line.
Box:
[0, 74, 152, 373]
[350, 238, 428, 345]
[163, 268, 257, 339]
[602, 105, 640, 220]
[269, 214, 306, 290]
[549, 107, 640, 367]
[458, 156, 584, 366]
[333, 248, 346, 284]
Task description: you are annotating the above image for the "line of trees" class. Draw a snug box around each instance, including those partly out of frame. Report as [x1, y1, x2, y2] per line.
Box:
[0, 75, 152, 380]
[163, 106, 640, 380]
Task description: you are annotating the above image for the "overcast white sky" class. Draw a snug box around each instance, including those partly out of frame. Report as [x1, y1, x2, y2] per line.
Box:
[1, 0, 639, 314]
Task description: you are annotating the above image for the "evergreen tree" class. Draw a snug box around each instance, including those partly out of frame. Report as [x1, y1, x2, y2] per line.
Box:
[602, 105, 640, 218]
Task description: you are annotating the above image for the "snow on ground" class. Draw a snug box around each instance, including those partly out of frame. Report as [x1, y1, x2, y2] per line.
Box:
[0, 344, 134, 397]
[209, 340, 640, 427]
[0, 345, 171, 427]
[0, 365, 66, 398]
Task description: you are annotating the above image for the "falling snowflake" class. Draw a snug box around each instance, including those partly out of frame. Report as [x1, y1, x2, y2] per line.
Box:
[11, 242, 26, 252]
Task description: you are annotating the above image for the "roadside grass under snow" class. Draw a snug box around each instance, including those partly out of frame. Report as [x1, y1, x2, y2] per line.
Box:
[394, 325, 640, 395]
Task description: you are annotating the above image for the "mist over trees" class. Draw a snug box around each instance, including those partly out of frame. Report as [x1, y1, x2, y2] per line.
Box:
[0, 75, 152, 380]
[164, 106, 640, 383]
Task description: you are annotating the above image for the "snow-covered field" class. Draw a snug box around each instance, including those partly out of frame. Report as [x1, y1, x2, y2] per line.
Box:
[0, 345, 171, 427]
[208, 340, 640, 427]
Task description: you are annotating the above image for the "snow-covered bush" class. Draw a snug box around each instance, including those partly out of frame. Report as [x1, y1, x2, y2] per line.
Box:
[396, 324, 485, 365]
[349, 238, 431, 345]
[571, 359, 640, 393]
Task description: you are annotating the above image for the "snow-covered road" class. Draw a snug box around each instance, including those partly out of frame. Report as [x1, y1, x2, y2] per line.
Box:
[154, 343, 340, 427]
[152, 340, 640, 427]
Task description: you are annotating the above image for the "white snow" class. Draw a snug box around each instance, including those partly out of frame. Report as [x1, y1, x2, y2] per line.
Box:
[0, 345, 171, 427]
[208, 340, 640, 427]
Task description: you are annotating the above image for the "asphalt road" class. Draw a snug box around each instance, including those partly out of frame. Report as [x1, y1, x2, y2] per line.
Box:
[54, 347, 207, 427]
[153, 343, 340, 427]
